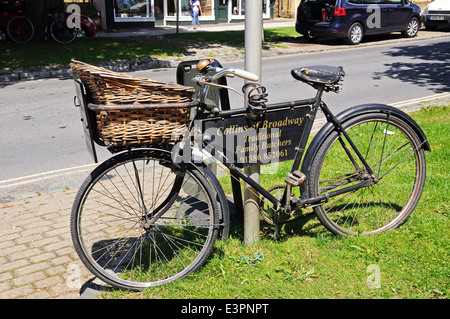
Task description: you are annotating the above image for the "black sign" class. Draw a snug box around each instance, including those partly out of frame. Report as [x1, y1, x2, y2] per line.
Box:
[201, 105, 310, 168]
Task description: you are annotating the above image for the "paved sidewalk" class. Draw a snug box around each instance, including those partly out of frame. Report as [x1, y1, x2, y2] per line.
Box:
[95, 18, 295, 37]
[0, 187, 97, 299]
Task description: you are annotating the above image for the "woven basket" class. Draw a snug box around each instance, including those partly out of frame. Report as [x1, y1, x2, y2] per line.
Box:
[70, 59, 195, 105]
[90, 105, 192, 147]
[70, 60, 195, 147]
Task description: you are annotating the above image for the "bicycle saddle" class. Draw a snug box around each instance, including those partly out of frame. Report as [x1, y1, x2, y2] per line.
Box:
[291, 65, 345, 85]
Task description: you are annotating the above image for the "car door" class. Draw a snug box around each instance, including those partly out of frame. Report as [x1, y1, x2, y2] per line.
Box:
[363, 0, 390, 34]
[384, 0, 410, 31]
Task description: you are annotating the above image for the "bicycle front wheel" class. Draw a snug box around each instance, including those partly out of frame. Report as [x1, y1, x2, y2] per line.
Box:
[50, 20, 76, 44]
[7, 16, 34, 43]
[71, 149, 220, 290]
[309, 113, 426, 235]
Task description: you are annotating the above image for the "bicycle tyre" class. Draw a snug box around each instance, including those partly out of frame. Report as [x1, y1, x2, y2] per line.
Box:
[71, 148, 220, 291]
[308, 112, 426, 235]
[50, 20, 76, 44]
[7, 16, 34, 43]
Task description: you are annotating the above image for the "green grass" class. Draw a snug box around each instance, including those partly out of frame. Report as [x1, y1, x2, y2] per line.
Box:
[0, 27, 299, 69]
[0, 36, 184, 69]
[102, 105, 449, 299]
[163, 26, 300, 46]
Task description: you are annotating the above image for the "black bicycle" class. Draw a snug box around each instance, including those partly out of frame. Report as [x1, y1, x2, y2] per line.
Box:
[6, 3, 76, 44]
[43, 9, 77, 44]
[70, 60, 429, 291]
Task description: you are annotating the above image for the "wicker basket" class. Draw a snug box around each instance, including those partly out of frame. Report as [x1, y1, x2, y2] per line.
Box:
[70, 60, 195, 147]
[70, 59, 195, 105]
[89, 104, 193, 147]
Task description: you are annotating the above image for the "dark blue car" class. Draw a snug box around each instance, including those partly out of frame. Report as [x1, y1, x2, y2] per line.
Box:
[295, 0, 422, 44]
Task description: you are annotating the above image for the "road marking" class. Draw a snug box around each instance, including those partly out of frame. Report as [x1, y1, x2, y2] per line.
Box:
[0, 164, 97, 189]
[390, 92, 450, 109]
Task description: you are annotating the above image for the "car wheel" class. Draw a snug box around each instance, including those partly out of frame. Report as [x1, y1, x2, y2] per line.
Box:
[76, 27, 86, 38]
[304, 31, 318, 43]
[345, 22, 363, 45]
[403, 17, 419, 38]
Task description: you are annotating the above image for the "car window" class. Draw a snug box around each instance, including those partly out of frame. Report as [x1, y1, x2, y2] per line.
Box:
[302, 0, 337, 4]
[348, 0, 403, 4]
[347, 0, 380, 4]
[364, 0, 384, 4]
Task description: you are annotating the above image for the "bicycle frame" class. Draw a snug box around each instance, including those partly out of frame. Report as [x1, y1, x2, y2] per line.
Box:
[194, 85, 378, 213]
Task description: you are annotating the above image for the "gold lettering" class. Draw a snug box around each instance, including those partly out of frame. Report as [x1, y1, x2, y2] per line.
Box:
[261, 117, 304, 129]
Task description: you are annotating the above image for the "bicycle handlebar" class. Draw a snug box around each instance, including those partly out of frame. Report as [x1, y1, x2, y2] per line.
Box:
[194, 60, 260, 114]
[214, 67, 259, 82]
[196, 59, 259, 83]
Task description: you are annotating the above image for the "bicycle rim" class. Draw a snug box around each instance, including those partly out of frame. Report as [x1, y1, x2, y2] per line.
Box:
[71, 149, 219, 290]
[7, 16, 34, 43]
[50, 21, 76, 44]
[309, 114, 426, 235]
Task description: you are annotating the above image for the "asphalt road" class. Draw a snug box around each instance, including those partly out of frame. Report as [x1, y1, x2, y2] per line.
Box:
[1, 35, 449, 199]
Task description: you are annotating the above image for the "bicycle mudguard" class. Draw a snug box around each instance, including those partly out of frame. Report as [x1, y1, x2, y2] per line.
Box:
[299, 103, 431, 196]
[197, 164, 230, 241]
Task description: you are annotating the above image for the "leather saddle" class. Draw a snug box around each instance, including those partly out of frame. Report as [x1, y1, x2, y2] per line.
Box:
[291, 65, 345, 86]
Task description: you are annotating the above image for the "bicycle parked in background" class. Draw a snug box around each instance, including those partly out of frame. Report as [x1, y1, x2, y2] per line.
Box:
[0, 0, 33, 43]
[0, 0, 77, 44]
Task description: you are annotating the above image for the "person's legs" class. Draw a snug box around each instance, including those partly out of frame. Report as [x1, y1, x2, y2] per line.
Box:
[192, 11, 199, 29]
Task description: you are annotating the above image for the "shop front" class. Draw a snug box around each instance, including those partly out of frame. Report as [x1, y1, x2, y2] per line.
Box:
[91, 0, 273, 30]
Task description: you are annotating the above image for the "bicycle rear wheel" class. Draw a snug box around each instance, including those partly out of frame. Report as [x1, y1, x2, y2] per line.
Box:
[71, 148, 220, 291]
[7, 16, 34, 43]
[309, 113, 426, 235]
[50, 20, 76, 44]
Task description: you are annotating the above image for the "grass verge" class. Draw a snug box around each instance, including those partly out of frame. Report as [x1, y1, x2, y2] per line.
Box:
[0, 36, 184, 69]
[0, 27, 299, 69]
[103, 105, 449, 299]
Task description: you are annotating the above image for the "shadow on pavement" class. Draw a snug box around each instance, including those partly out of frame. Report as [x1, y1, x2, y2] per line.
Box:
[373, 40, 450, 93]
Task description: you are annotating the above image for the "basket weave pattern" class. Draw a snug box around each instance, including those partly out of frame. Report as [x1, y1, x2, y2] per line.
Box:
[70, 60, 195, 147]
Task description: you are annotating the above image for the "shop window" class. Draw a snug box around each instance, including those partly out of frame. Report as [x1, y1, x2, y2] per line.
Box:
[115, 0, 152, 18]
[163, 0, 214, 24]
[231, 0, 245, 16]
[166, 0, 189, 16]
[166, 0, 212, 17]
[230, 0, 270, 19]
[200, 0, 212, 16]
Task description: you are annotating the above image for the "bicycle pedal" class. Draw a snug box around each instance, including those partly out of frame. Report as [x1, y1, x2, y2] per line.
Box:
[262, 226, 275, 236]
[285, 170, 306, 186]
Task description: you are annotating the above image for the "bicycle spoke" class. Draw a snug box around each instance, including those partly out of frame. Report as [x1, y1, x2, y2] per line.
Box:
[310, 114, 426, 235]
[72, 150, 219, 290]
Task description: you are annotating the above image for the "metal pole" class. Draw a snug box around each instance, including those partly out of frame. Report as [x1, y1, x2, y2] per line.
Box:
[243, 0, 263, 246]
[176, 0, 179, 34]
